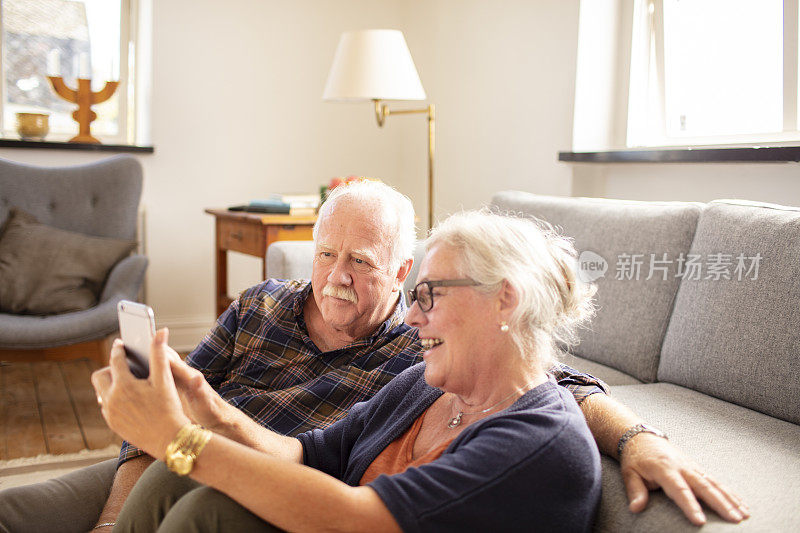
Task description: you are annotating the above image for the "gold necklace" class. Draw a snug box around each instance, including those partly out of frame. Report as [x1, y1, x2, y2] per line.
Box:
[447, 382, 535, 429]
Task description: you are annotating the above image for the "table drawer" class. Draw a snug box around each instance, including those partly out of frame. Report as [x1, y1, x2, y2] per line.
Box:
[218, 220, 263, 255]
[269, 225, 314, 242]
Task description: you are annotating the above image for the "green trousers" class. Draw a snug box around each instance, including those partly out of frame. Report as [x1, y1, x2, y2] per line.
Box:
[115, 461, 283, 532]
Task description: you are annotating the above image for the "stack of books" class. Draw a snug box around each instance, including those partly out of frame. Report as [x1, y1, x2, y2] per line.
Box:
[228, 194, 319, 216]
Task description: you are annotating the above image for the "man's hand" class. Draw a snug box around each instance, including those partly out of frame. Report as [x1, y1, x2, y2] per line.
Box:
[620, 433, 749, 526]
[579, 392, 749, 525]
[91, 454, 155, 532]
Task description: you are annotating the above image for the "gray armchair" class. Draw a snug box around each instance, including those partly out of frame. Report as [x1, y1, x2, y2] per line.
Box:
[0, 155, 147, 365]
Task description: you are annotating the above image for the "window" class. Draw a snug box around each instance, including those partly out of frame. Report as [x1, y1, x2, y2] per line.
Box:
[627, 0, 799, 147]
[0, 0, 138, 144]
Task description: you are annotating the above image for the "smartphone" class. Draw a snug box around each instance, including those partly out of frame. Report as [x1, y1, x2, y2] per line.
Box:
[117, 300, 156, 379]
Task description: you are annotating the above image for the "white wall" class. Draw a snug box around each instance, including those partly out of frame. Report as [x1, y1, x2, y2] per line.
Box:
[572, 162, 800, 205]
[403, 0, 581, 218]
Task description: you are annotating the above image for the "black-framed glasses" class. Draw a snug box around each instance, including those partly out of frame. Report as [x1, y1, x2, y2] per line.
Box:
[407, 279, 480, 312]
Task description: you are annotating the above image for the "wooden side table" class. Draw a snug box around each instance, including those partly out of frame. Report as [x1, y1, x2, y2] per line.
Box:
[205, 209, 316, 317]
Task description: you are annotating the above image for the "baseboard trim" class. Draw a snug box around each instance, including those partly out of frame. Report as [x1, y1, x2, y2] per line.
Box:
[0, 445, 121, 476]
[157, 316, 214, 353]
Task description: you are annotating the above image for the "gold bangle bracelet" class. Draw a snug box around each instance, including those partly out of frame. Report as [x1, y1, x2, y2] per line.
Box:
[164, 423, 212, 476]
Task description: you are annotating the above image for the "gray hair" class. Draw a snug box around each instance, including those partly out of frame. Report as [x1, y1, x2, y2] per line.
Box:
[313, 180, 416, 271]
[426, 209, 596, 372]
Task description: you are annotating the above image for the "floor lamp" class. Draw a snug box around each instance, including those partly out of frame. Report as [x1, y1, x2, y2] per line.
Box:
[323, 29, 435, 230]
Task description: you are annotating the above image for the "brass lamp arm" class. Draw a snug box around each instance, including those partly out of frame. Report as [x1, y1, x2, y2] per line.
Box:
[373, 99, 429, 127]
[371, 99, 436, 229]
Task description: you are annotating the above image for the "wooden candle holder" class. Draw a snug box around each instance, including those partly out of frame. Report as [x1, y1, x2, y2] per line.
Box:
[47, 76, 119, 144]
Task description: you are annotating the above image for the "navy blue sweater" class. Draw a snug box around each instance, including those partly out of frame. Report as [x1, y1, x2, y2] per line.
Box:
[297, 363, 601, 532]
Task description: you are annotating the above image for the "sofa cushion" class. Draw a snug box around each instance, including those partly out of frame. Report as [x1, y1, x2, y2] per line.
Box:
[594, 383, 800, 532]
[0, 208, 135, 315]
[658, 200, 800, 425]
[491, 191, 703, 382]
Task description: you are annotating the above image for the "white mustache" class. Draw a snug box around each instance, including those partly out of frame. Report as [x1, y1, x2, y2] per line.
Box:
[322, 284, 358, 304]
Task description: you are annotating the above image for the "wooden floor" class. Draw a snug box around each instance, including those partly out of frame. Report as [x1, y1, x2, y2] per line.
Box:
[0, 358, 121, 460]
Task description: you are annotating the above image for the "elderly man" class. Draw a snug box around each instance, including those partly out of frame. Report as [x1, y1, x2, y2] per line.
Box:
[0, 181, 745, 532]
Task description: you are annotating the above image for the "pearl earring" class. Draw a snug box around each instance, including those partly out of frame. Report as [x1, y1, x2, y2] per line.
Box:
[500, 321, 509, 333]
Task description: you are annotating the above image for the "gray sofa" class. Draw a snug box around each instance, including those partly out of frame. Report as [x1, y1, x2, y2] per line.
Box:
[267, 191, 800, 532]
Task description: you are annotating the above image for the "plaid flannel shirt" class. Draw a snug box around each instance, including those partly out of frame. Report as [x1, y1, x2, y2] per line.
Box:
[119, 279, 607, 465]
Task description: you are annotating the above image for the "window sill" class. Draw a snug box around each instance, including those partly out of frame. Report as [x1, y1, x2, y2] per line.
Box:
[558, 146, 800, 163]
[0, 138, 154, 154]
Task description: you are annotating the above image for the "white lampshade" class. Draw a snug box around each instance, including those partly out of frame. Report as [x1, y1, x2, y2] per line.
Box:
[323, 29, 426, 101]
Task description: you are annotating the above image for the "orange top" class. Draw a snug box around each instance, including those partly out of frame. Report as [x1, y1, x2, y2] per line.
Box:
[360, 406, 455, 485]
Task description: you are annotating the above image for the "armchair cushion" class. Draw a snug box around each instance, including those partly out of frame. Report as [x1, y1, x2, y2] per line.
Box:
[0, 208, 135, 315]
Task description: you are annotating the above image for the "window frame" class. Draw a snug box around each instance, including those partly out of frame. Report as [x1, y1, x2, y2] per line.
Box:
[0, 0, 139, 145]
[626, 0, 800, 148]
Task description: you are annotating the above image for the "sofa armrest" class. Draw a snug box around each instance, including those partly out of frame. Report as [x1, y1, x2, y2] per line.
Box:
[100, 254, 148, 302]
[266, 241, 314, 280]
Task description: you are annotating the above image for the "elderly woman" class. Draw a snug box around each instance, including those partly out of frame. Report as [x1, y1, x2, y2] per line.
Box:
[94, 210, 601, 532]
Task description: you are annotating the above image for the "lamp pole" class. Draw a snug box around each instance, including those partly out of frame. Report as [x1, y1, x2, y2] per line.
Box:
[373, 100, 436, 230]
